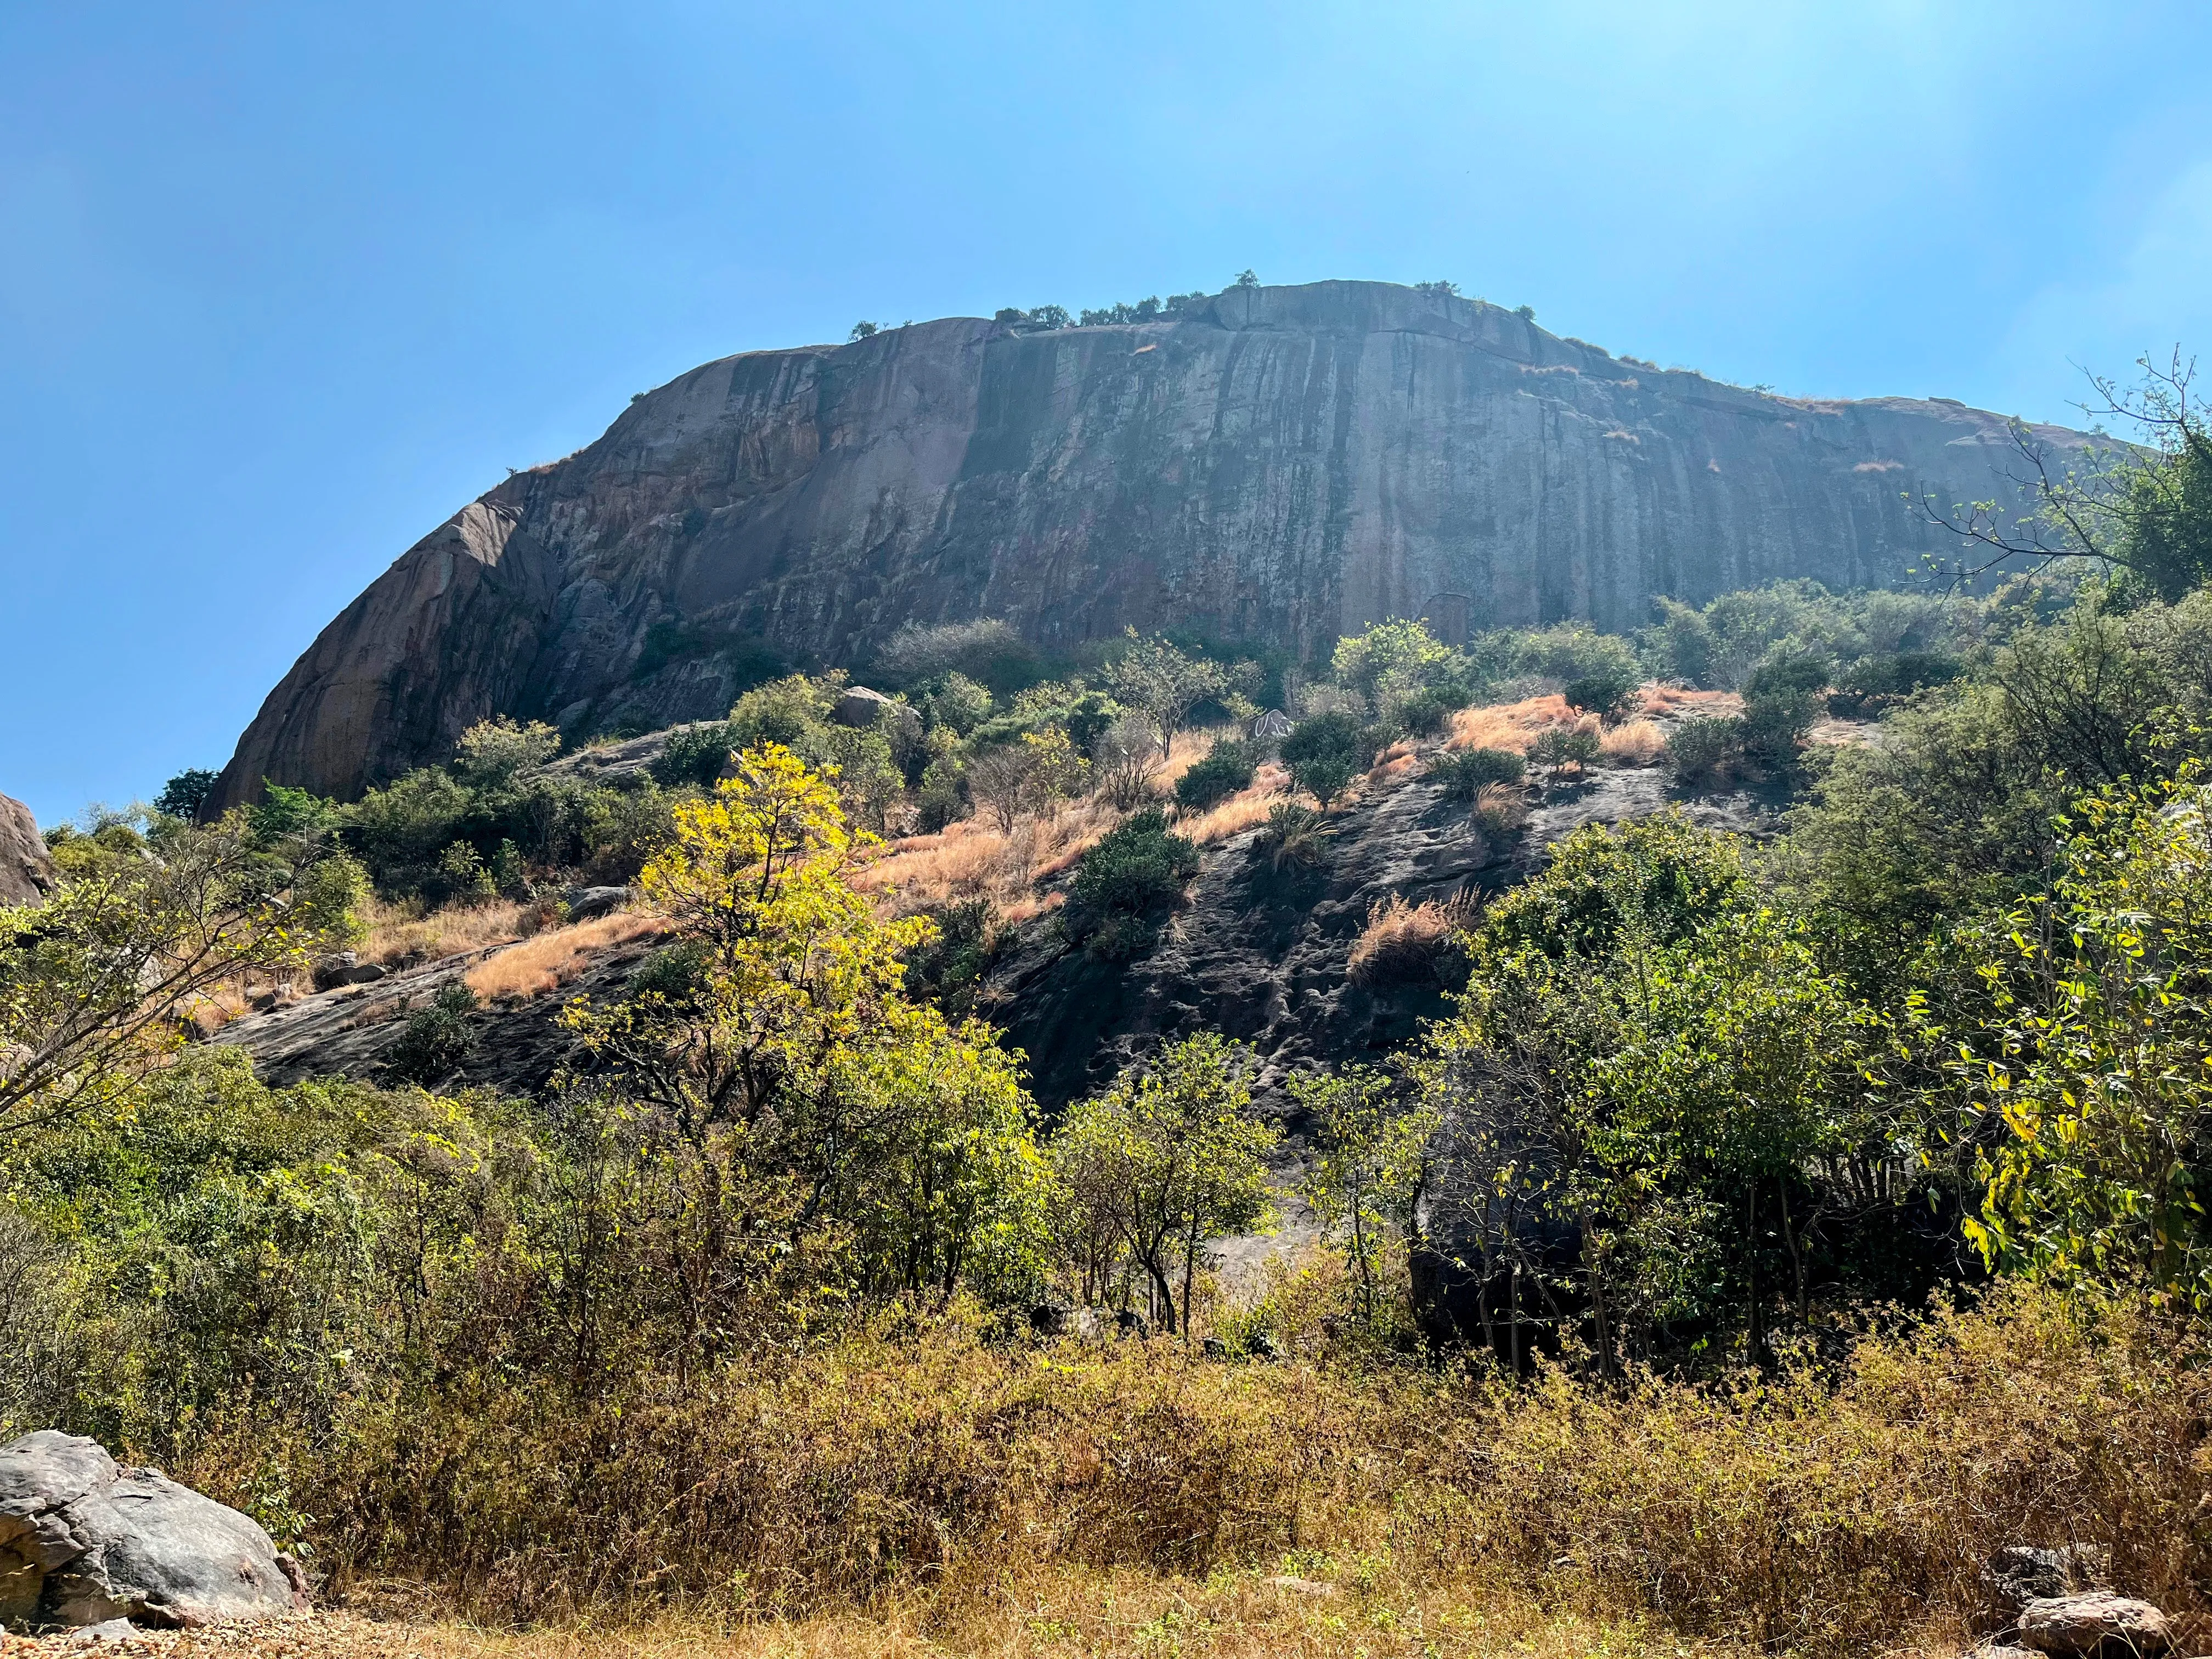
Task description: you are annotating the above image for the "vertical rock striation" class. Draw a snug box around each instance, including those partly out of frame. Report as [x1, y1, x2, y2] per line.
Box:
[211, 280, 2090, 806]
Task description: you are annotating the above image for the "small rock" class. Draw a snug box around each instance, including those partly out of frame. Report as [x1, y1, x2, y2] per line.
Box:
[2016, 1592, 2171, 1659]
[340, 962, 387, 985]
[1264, 1575, 1337, 1598]
[1202, 1336, 1230, 1358]
[1113, 1309, 1150, 1340]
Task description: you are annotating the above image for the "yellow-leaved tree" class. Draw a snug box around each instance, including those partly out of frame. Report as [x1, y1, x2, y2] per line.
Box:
[563, 743, 1044, 1322]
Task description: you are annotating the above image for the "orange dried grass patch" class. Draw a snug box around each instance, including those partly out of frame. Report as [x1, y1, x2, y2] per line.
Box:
[465, 912, 666, 1002]
[1446, 695, 1575, 754]
[1347, 891, 1479, 984]
[1645, 685, 1742, 717]
[1598, 720, 1664, 765]
[1179, 768, 1290, 845]
[856, 798, 1119, 917]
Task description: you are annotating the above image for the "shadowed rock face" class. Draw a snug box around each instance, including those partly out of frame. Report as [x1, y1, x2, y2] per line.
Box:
[0, 794, 55, 907]
[210, 280, 2089, 806]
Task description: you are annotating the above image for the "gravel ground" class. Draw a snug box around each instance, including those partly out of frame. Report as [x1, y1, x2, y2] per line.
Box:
[0, 1616, 446, 1658]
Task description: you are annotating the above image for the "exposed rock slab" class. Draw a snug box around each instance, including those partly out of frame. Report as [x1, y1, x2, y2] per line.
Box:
[208, 280, 2095, 807]
[0, 794, 55, 907]
[0, 1431, 304, 1631]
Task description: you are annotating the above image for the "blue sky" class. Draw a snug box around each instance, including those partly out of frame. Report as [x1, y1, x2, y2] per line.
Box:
[5, 1, 2212, 824]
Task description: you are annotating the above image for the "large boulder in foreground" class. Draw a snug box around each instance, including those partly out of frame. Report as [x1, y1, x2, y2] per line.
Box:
[0, 1431, 307, 1630]
[0, 793, 54, 907]
[2016, 1592, 2172, 1659]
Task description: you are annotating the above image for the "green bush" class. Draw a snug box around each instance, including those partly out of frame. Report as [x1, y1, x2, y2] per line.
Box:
[382, 982, 480, 1085]
[1564, 667, 1640, 720]
[1174, 740, 1258, 811]
[1280, 712, 1372, 808]
[652, 723, 739, 787]
[1665, 715, 1742, 785]
[1529, 725, 1602, 770]
[1740, 652, 1828, 763]
[1432, 747, 1526, 800]
[1067, 808, 1201, 958]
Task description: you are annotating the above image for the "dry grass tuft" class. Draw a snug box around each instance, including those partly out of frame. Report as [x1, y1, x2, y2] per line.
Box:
[1179, 765, 1291, 845]
[1643, 684, 1742, 719]
[359, 898, 540, 970]
[1472, 782, 1531, 832]
[856, 798, 1120, 917]
[465, 912, 666, 1002]
[1347, 891, 1478, 984]
[1597, 719, 1664, 766]
[1446, 695, 1575, 754]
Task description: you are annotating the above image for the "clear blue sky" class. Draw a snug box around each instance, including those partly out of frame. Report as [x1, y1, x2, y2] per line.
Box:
[5, 1, 2211, 825]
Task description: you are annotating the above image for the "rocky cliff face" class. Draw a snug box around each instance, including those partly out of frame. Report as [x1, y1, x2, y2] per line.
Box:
[0, 793, 55, 907]
[211, 280, 2087, 806]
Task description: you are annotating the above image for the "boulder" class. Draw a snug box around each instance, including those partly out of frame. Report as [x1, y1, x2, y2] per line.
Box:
[833, 685, 896, 727]
[1984, 1545, 2110, 1622]
[1029, 1304, 1108, 1342]
[2016, 1593, 2171, 1659]
[1251, 709, 1294, 743]
[0, 1430, 307, 1630]
[0, 794, 56, 908]
[564, 886, 630, 923]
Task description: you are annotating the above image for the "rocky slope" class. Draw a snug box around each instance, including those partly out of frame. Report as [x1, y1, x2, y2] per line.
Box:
[211, 709, 1778, 1122]
[211, 280, 2087, 808]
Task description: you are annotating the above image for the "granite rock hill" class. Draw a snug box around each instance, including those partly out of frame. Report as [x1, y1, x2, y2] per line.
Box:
[211, 280, 2087, 806]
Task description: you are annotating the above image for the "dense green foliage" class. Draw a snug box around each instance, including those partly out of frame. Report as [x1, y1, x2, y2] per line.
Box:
[1173, 738, 1258, 810]
[1066, 808, 1202, 959]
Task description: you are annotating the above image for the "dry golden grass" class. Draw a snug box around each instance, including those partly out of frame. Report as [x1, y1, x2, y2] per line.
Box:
[465, 912, 667, 1002]
[1149, 725, 1237, 797]
[1444, 694, 1575, 754]
[1641, 684, 1741, 719]
[1472, 782, 1531, 832]
[1597, 719, 1664, 765]
[166, 1284, 2211, 1659]
[359, 898, 540, 970]
[856, 799, 1120, 918]
[252, 1579, 1767, 1659]
[1347, 891, 1477, 983]
[1178, 765, 1291, 845]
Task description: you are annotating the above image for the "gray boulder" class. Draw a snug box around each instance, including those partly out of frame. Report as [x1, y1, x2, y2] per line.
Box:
[2016, 1593, 2171, 1659]
[0, 793, 56, 909]
[1984, 1545, 2110, 1623]
[0, 1431, 306, 1630]
[833, 685, 895, 727]
[563, 886, 630, 923]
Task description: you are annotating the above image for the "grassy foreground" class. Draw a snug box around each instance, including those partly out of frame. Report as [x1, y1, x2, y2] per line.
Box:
[129, 1283, 2210, 1659]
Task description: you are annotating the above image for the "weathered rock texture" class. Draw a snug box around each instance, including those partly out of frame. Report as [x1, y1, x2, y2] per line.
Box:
[211, 280, 2092, 806]
[0, 1430, 306, 1630]
[0, 794, 55, 907]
